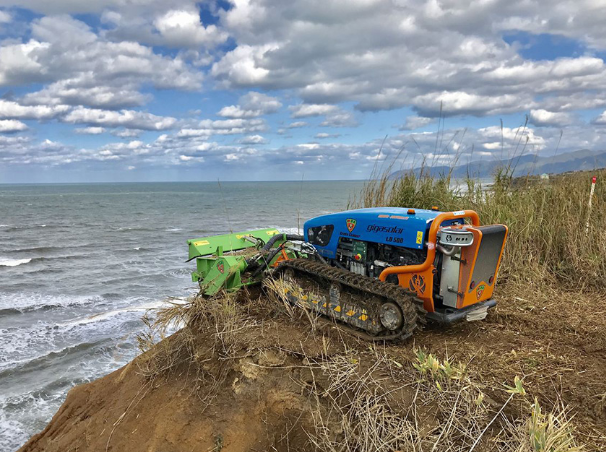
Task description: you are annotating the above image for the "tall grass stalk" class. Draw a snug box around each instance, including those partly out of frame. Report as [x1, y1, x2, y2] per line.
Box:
[353, 165, 606, 289]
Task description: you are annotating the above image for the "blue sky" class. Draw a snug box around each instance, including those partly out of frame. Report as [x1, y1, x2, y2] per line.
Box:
[1, 0, 606, 183]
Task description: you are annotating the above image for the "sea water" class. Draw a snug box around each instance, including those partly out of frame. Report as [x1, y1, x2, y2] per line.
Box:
[0, 181, 364, 451]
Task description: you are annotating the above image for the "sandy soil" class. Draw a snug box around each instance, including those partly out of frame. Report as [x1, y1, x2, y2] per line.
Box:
[19, 281, 606, 451]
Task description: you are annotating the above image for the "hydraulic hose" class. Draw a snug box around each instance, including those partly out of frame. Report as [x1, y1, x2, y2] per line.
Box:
[262, 233, 305, 251]
[248, 233, 306, 273]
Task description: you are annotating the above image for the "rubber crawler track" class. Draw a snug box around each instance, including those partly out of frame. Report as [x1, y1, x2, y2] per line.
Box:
[273, 259, 426, 341]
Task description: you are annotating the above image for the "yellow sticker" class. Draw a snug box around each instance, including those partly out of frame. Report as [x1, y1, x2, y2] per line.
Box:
[416, 231, 423, 244]
[193, 240, 210, 246]
[266, 230, 280, 236]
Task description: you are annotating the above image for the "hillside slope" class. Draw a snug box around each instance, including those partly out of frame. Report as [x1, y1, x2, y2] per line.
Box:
[19, 283, 605, 451]
[390, 148, 606, 179]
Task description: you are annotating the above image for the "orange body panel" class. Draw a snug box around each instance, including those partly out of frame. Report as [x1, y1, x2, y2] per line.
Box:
[379, 210, 481, 313]
[379, 210, 508, 313]
[397, 270, 435, 312]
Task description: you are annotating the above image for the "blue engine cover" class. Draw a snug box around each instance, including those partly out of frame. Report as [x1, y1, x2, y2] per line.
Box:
[303, 207, 451, 258]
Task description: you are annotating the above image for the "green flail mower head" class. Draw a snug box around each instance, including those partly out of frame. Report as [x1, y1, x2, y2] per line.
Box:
[187, 229, 305, 296]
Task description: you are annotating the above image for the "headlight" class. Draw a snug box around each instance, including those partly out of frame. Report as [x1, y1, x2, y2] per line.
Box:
[438, 228, 474, 247]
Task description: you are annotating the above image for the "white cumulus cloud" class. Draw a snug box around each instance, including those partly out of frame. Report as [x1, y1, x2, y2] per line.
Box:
[290, 104, 339, 118]
[64, 107, 177, 130]
[529, 109, 573, 127]
[0, 100, 69, 119]
[154, 9, 228, 48]
[0, 119, 27, 132]
[75, 127, 105, 134]
[594, 111, 606, 125]
[218, 92, 282, 118]
[239, 134, 267, 144]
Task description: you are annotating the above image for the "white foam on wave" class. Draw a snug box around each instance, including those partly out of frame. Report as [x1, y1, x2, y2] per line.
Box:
[0, 370, 91, 452]
[0, 296, 188, 373]
[0, 258, 32, 267]
[0, 417, 28, 452]
[0, 293, 102, 312]
[58, 297, 188, 327]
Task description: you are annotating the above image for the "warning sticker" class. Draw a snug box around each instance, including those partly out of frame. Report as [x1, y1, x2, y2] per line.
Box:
[416, 231, 423, 244]
[193, 240, 210, 246]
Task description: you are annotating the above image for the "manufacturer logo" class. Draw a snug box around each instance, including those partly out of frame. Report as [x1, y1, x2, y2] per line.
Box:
[367, 224, 404, 234]
[346, 218, 357, 232]
[409, 274, 426, 294]
[476, 284, 485, 299]
[217, 261, 225, 274]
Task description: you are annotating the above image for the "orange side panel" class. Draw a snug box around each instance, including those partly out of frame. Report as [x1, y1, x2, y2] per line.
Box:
[398, 269, 435, 312]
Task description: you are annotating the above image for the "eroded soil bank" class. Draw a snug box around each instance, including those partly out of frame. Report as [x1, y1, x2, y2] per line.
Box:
[19, 282, 606, 451]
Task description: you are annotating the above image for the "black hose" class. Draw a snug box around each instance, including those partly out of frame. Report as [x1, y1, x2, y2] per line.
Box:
[246, 233, 305, 270]
[261, 234, 305, 251]
[251, 234, 307, 275]
[262, 233, 304, 251]
[333, 259, 346, 270]
[251, 246, 284, 277]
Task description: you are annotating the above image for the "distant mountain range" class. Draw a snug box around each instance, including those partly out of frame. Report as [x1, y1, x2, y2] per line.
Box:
[390, 149, 606, 179]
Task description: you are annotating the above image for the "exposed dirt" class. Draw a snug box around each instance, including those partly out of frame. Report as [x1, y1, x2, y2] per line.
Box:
[418, 282, 606, 445]
[19, 281, 606, 451]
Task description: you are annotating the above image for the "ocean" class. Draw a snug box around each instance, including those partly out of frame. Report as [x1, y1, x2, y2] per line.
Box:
[0, 181, 364, 451]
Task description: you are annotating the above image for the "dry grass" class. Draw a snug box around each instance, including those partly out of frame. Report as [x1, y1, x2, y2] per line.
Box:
[522, 399, 582, 452]
[135, 284, 587, 451]
[133, 291, 261, 409]
[352, 165, 606, 290]
[299, 344, 582, 452]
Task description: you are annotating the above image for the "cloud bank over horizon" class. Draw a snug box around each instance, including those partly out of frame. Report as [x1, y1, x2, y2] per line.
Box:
[1, 0, 606, 182]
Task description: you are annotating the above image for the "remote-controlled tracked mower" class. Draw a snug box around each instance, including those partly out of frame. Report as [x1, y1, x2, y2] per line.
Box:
[187, 208, 507, 340]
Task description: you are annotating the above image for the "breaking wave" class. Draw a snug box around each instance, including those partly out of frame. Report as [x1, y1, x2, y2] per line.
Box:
[0, 258, 32, 267]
